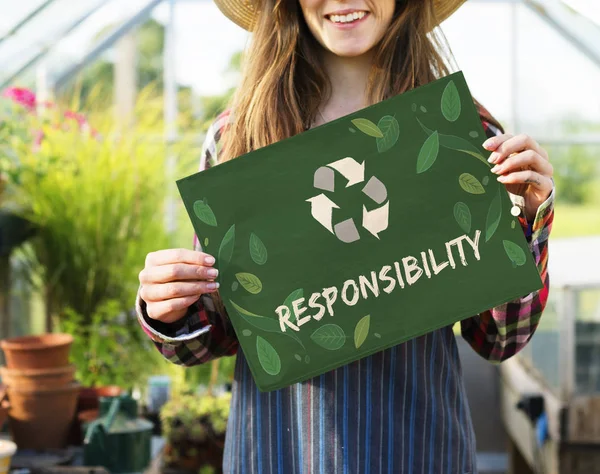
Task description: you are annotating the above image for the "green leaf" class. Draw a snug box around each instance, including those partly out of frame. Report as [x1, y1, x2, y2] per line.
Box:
[416, 118, 490, 168]
[229, 300, 305, 349]
[256, 336, 281, 376]
[193, 200, 217, 227]
[218, 224, 235, 271]
[349, 127, 356, 133]
[235, 272, 263, 294]
[459, 173, 485, 195]
[416, 131, 439, 174]
[511, 221, 516, 229]
[249, 233, 268, 265]
[351, 118, 384, 138]
[310, 324, 346, 350]
[354, 315, 371, 349]
[283, 289, 303, 315]
[503, 240, 527, 267]
[294, 354, 302, 361]
[204, 237, 209, 247]
[242, 329, 252, 337]
[453, 202, 471, 234]
[482, 176, 490, 186]
[441, 80, 461, 122]
[485, 188, 502, 242]
[376, 116, 400, 153]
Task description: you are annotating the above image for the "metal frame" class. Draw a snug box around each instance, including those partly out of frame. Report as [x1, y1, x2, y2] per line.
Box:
[0, 0, 58, 46]
[0, 0, 110, 90]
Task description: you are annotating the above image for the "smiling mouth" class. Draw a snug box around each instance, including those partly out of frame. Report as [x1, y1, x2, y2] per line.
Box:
[326, 11, 369, 25]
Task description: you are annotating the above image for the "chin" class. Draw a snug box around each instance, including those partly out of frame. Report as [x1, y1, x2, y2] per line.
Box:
[328, 43, 373, 58]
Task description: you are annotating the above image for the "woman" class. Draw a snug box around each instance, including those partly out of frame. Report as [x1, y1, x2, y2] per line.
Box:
[137, 0, 554, 472]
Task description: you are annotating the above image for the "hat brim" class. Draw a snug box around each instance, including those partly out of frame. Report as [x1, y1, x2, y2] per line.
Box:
[214, 0, 467, 32]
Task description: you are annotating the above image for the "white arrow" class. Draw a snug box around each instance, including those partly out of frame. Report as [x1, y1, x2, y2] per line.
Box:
[306, 194, 340, 234]
[362, 202, 390, 239]
[327, 157, 365, 187]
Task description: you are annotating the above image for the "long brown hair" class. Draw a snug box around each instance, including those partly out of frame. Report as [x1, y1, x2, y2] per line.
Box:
[219, 0, 503, 163]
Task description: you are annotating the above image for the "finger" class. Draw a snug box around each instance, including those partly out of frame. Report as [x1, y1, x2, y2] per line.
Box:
[140, 280, 219, 303]
[487, 134, 544, 165]
[139, 263, 218, 285]
[497, 169, 553, 191]
[145, 249, 215, 268]
[146, 295, 202, 323]
[490, 150, 553, 177]
[482, 133, 513, 152]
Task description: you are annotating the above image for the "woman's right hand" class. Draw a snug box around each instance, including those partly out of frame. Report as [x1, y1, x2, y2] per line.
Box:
[139, 249, 220, 324]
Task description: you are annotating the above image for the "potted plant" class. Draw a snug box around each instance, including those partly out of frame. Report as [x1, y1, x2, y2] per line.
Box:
[160, 391, 231, 473]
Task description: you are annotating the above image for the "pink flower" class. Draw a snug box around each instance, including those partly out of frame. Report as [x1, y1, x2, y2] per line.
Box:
[2, 87, 37, 111]
[64, 110, 88, 127]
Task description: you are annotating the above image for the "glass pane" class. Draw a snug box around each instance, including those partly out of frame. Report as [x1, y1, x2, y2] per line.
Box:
[575, 288, 600, 394]
[519, 289, 562, 394]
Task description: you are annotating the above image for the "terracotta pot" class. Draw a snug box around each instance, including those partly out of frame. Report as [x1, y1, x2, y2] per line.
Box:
[0, 365, 75, 390]
[8, 381, 80, 450]
[77, 385, 122, 412]
[1, 334, 73, 369]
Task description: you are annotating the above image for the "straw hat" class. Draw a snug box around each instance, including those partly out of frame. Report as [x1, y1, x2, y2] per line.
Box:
[214, 0, 467, 31]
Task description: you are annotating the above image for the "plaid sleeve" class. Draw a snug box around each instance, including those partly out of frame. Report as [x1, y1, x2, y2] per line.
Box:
[135, 111, 239, 366]
[460, 117, 554, 362]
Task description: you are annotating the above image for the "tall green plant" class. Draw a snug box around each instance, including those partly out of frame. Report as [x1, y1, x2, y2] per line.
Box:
[9, 96, 172, 326]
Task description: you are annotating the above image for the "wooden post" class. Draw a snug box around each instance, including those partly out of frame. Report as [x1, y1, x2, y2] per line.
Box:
[0, 254, 10, 341]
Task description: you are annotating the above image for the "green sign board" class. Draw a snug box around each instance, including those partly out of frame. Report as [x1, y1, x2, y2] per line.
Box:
[177, 71, 543, 392]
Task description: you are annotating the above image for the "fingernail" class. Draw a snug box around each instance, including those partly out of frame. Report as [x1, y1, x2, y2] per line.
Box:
[497, 176, 506, 182]
[483, 139, 494, 150]
[206, 282, 220, 290]
[488, 152, 497, 163]
[204, 256, 215, 265]
[207, 268, 219, 278]
[491, 165, 500, 174]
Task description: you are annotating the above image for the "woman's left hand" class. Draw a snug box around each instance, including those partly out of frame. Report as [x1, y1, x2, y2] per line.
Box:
[483, 133, 553, 222]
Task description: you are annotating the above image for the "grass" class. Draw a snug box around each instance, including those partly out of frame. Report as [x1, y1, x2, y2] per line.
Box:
[552, 203, 600, 239]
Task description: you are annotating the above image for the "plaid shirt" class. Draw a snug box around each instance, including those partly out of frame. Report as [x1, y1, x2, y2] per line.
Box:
[136, 108, 554, 474]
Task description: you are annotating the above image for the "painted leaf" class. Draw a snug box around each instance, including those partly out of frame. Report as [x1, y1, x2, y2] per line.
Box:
[469, 131, 479, 138]
[204, 237, 209, 247]
[453, 202, 471, 234]
[416, 131, 440, 174]
[376, 116, 400, 153]
[230, 300, 305, 349]
[256, 336, 281, 376]
[193, 200, 217, 227]
[283, 289, 304, 315]
[354, 315, 371, 349]
[416, 118, 489, 168]
[441, 80, 461, 122]
[235, 272, 263, 294]
[310, 324, 346, 351]
[374, 333, 382, 339]
[249, 233, 268, 265]
[349, 127, 356, 134]
[294, 354, 302, 361]
[420, 106, 428, 113]
[218, 224, 235, 271]
[231, 281, 239, 291]
[305, 355, 311, 364]
[242, 329, 252, 337]
[459, 173, 485, 195]
[485, 188, 502, 242]
[503, 240, 527, 267]
[482, 176, 490, 186]
[351, 118, 384, 138]
[511, 221, 516, 229]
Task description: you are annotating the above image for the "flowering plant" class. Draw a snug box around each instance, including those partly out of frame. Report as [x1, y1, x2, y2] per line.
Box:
[0, 86, 97, 207]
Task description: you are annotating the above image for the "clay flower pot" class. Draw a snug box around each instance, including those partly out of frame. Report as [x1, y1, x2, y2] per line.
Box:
[1, 334, 73, 369]
[0, 365, 75, 390]
[77, 385, 122, 412]
[7, 381, 80, 450]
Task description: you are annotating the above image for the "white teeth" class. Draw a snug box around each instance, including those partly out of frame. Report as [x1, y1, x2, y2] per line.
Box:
[329, 11, 366, 23]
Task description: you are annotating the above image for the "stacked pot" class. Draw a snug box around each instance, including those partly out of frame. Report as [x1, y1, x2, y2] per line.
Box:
[0, 334, 80, 450]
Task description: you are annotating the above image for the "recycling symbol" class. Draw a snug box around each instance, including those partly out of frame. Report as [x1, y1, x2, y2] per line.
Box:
[306, 157, 389, 243]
